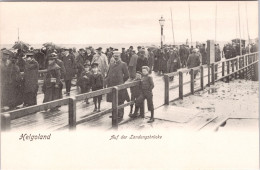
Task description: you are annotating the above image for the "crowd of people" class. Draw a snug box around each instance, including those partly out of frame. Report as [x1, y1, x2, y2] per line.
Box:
[223, 42, 258, 59]
[0, 40, 258, 122]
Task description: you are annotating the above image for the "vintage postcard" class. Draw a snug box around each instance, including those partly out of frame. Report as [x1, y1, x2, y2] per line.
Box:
[0, 1, 259, 169]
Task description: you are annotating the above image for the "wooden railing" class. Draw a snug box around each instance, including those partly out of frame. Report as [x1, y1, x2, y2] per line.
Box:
[164, 52, 259, 105]
[1, 80, 142, 131]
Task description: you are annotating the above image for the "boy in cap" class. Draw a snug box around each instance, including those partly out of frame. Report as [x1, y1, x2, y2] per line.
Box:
[90, 63, 103, 112]
[134, 66, 155, 123]
[129, 71, 144, 118]
[78, 61, 92, 104]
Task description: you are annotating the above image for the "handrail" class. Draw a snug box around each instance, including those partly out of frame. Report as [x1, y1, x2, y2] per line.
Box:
[164, 52, 259, 105]
[1, 78, 144, 131]
[6, 98, 69, 120]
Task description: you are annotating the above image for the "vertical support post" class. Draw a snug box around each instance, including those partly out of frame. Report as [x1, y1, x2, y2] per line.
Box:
[235, 57, 239, 79]
[222, 61, 225, 77]
[179, 72, 183, 99]
[231, 60, 235, 72]
[190, 69, 194, 94]
[238, 57, 242, 78]
[227, 61, 230, 82]
[242, 55, 245, 79]
[164, 74, 169, 105]
[206, 40, 215, 65]
[253, 60, 258, 81]
[250, 64, 253, 80]
[200, 66, 204, 90]
[208, 64, 211, 86]
[244, 55, 247, 79]
[211, 63, 215, 84]
[112, 87, 118, 129]
[245, 65, 248, 80]
[68, 97, 76, 130]
[1, 113, 11, 131]
[206, 39, 215, 86]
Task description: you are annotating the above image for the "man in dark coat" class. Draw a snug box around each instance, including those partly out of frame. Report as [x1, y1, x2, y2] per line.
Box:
[187, 49, 201, 79]
[179, 45, 186, 68]
[136, 50, 148, 73]
[160, 48, 168, 74]
[189, 46, 194, 54]
[167, 48, 181, 74]
[128, 50, 138, 79]
[62, 49, 76, 95]
[231, 44, 237, 58]
[56, 57, 66, 80]
[120, 48, 129, 65]
[76, 48, 86, 85]
[16, 49, 25, 72]
[200, 44, 207, 65]
[23, 53, 39, 107]
[1, 51, 12, 108]
[85, 47, 94, 63]
[34, 49, 46, 70]
[5, 55, 23, 109]
[136, 46, 142, 56]
[42, 53, 63, 111]
[106, 52, 130, 121]
[106, 47, 114, 64]
[147, 48, 154, 74]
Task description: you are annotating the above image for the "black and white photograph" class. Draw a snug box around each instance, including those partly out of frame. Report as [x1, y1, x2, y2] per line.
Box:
[0, 1, 259, 169]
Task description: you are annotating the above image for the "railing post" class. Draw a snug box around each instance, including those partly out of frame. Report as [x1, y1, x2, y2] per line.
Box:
[231, 59, 235, 74]
[222, 62, 225, 77]
[190, 69, 194, 94]
[208, 64, 211, 86]
[245, 65, 248, 80]
[164, 74, 169, 105]
[244, 55, 247, 79]
[1, 113, 11, 131]
[253, 59, 258, 81]
[211, 63, 215, 85]
[200, 66, 204, 90]
[68, 97, 76, 130]
[238, 57, 242, 79]
[112, 87, 118, 129]
[179, 72, 183, 99]
[227, 61, 230, 83]
[235, 57, 239, 79]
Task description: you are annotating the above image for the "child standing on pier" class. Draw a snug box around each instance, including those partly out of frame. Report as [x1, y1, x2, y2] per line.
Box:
[90, 63, 103, 112]
[129, 71, 143, 118]
[135, 66, 155, 123]
[78, 62, 92, 104]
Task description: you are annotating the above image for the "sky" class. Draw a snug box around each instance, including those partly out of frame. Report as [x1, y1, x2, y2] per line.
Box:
[0, 1, 258, 45]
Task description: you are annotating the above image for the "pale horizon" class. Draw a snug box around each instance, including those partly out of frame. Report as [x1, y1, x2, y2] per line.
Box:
[0, 1, 258, 45]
